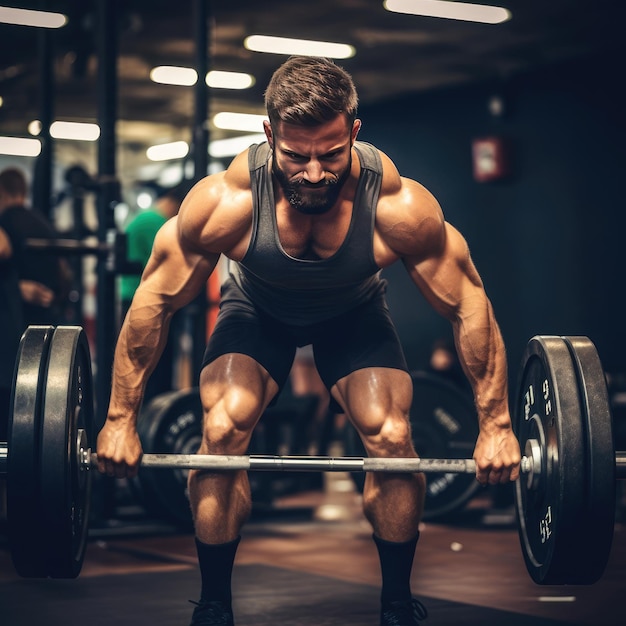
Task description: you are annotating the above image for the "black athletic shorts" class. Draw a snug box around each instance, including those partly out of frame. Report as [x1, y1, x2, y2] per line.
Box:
[202, 278, 409, 404]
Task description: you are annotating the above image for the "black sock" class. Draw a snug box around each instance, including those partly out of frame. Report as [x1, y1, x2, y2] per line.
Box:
[195, 536, 241, 607]
[373, 532, 419, 606]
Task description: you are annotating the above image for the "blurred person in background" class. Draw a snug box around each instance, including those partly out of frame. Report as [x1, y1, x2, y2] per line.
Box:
[0, 167, 72, 327]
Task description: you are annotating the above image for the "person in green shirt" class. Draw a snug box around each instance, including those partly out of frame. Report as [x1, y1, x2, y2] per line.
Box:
[119, 182, 188, 401]
[119, 185, 186, 305]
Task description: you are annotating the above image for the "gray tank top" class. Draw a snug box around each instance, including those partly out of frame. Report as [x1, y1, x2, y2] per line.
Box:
[231, 141, 385, 326]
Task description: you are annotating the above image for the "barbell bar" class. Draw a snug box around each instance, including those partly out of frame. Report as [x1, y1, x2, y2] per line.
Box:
[1, 447, 484, 473]
[93, 451, 484, 473]
[0, 444, 520, 474]
[3, 325, 624, 585]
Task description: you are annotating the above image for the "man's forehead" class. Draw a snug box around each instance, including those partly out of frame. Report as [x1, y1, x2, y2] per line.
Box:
[271, 117, 353, 153]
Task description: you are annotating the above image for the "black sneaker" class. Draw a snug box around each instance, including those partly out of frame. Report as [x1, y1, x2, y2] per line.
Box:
[380, 598, 428, 625]
[189, 600, 234, 625]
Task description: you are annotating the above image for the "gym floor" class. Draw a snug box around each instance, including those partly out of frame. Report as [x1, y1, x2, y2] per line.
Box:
[0, 472, 624, 626]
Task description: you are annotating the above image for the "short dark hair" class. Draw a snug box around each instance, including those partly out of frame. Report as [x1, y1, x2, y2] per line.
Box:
[0, 167, 28, 197]
[264, 56, 358, 128]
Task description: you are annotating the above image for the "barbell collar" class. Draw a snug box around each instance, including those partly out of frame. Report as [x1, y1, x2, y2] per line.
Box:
[616, 452, 626, 479]
[0, 442, 7, 476]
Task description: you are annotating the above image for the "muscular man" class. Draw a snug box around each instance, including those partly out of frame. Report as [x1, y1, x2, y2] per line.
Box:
[97, 56, 521, 626]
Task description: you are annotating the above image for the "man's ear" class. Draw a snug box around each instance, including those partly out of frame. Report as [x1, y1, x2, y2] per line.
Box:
[263, 120, 273, 149]
[351, 119, 362, 144]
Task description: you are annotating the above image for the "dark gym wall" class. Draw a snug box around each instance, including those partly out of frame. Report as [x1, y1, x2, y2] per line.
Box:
[358, 51, 626, 383]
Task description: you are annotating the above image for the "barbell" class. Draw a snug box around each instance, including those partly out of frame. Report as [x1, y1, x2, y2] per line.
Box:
[1, 325, 624, 585]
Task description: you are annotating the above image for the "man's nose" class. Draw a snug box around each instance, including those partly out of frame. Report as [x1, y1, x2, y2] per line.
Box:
[302, 160, 325, 184]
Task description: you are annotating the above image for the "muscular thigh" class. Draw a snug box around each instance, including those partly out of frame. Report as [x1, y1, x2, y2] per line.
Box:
[198, 354, 280, 454]
[333, 367, 413, 438]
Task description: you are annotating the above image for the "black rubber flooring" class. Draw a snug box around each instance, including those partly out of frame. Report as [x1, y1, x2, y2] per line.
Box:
[0, 563, 576, 625]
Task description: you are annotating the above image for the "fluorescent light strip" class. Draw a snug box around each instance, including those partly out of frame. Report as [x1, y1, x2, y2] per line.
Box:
[29, 120, 100, 141]
[213, 112, 266, 133]
[150, 66, 255, 89]
[206, 71, 255, 90]
[244, 35, 355, 59]
[0, 136, 41, 157]
[384, 0, 511, 24]
[0, 6, 67, 28]
[145, 133, 267, 162]
[150, 66, 198, 86]
[51, 121, 100, 141]
[146, 141, 190, 162]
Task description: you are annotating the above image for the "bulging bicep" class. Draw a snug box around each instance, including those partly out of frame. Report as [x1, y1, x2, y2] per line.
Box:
[136, 218, 217, 310]
[404, 222, 484, 320]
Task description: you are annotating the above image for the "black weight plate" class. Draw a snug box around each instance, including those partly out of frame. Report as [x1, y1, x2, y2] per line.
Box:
[514, 336, 586, 584]
[39, 326, 94, 578]
[133, 388, 203, 530]
[7, 325, 55, 577]
[411, 372, 480, 518]
[563, 336, 615, 584]
[343, 371, 480, 520]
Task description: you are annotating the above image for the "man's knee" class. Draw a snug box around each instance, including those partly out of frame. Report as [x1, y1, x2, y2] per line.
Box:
[357, 411, 416, 458]
[199, 355, 278, 453]
[200, 389, 266, 454]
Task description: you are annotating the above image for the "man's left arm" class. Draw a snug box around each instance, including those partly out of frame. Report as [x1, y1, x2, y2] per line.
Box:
[374, 169, 521, 485]
[403, 219, 521, 485]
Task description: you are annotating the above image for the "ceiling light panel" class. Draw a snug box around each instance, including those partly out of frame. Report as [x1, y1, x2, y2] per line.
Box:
[213, 112, 267, 133]
[150, 67, 255, 90]
[244, 35, 355, 58]
[384, 0, 511, 24]
[0, 136, 41, 156]
[206, 71, 255, 90]
[0, 6, 67, 28]
[150, 66, 198, 86]
[146, 141, 190, 162]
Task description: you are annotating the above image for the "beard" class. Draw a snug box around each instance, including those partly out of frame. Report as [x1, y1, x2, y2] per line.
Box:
[272, 157, 351, 215]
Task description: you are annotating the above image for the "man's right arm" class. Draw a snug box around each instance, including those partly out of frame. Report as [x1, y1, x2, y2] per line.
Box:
[97, 158, 253, 478]
[97, 215, 219, 477]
